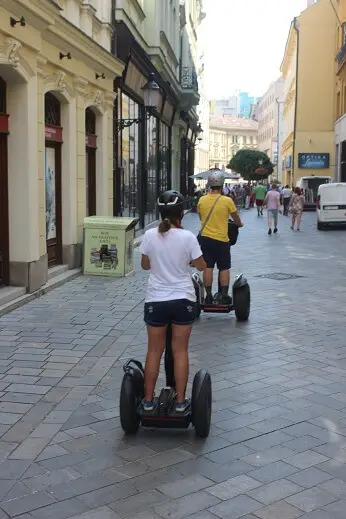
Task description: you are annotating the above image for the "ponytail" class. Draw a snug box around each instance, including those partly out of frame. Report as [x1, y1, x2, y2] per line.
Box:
[158, 215, 183, 235]
[159, 218, 171, 234]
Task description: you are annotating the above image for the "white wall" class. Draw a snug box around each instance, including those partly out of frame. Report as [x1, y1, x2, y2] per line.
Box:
[62, 0, 112, 50]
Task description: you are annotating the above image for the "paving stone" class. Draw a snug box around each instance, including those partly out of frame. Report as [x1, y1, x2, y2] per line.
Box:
[287, 467, 333, 488]
[285, 450, 329, 470]
[77, 480, 138, 507]
[144, 448, 195, 470]
[109, 489, 169, 517]
[318, 477, 346, 496]
[63, 508, 121, 519]
[322, 499, 346, 518]
[247, 478, 303, 505]
[0, 412, 23, 425]
[241, 446, 296, 468]
[152, 491, 220, 519]
[6, 384, 51, 395]
[248, 461, 299, 484]
[0, 489, 56, 516]
[9, 438, 50, 460]
[209, 494, 263, 519]
[157, 474, 214, 498]
[285, 487, 338, 513]
[206, 474, 262, 500]
[0, 460, 31, 479]
[22, 467, 81, 491]
[28, 497, 90, 519]
[252, 500, 303, 519]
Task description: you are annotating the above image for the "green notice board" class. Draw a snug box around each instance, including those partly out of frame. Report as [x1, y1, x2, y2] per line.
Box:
[83, 216, 138, 277]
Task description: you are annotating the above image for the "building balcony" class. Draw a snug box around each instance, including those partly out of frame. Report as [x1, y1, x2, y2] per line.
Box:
[336, 42, 346, 73]
[180, 66, 200, 110]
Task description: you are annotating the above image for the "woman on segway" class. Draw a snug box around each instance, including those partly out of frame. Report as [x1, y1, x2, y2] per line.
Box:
[139, 190, 206, 413]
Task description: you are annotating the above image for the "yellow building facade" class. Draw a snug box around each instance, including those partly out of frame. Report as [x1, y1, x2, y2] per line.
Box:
[209, 116, 258, 170]
[281, 0, 336, 186]
[0, 0, 124, 292]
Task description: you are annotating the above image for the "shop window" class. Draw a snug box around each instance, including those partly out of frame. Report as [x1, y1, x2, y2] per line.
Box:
[146, 115, 158, 226]
[120, 93, 140, 222]
[159, 121, 169, 195]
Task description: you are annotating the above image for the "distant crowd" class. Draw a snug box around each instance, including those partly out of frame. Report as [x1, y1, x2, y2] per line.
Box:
[193, 182, 305, 233]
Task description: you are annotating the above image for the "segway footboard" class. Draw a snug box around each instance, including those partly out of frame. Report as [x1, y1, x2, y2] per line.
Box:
[139, 387, 191, 429]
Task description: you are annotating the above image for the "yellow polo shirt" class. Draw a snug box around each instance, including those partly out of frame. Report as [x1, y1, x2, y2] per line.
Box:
[197, 194, 237, 242]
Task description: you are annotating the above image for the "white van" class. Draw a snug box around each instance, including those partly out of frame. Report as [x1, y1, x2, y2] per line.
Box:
[317, 183, 346, 230]
[297, 176, 332, 209]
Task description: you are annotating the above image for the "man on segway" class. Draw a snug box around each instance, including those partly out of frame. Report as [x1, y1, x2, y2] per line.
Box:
[197, 170, 243, 305]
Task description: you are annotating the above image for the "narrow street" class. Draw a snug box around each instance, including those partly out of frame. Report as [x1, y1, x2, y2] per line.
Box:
[0, 211, 346, 518]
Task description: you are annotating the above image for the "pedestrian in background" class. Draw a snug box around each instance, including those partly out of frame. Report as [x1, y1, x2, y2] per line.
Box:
[254, 182, 267, 216]
[289, 187, 305, 231]
[282, 185, 292, 216]
[264, 183, 280, 235]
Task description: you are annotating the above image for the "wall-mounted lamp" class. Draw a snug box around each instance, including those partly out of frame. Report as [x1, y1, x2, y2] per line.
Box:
[196, 123, 203, 141]
[116, 73, 160, 133]
[10, 16, 25, 27]
[59, 52, 72, 60]
[95, 73, 106, 80]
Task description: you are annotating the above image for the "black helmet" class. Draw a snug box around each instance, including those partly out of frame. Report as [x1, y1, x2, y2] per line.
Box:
[157, 190, 185, 213]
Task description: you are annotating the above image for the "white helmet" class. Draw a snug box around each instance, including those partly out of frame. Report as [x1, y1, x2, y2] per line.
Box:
[208, 170, 225, 188]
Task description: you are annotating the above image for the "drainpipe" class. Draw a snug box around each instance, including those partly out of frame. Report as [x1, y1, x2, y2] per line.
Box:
[292, 16, 300, 188]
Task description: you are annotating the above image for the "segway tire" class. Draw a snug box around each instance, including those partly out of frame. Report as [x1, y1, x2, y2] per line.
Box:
[192, 370, 212, 438]
[233, 283, 250, 322]
[120, 374, 141, 435]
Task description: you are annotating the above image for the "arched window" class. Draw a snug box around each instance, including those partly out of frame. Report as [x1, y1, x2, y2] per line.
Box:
[45, 93, 61, 126]
[85, 107, 96, 135]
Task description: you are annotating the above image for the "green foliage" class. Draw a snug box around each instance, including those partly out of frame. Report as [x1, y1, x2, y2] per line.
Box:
[227, 149, 274, 181]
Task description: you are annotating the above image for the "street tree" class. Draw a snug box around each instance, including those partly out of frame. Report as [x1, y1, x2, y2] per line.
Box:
[227, 149, 274, 181]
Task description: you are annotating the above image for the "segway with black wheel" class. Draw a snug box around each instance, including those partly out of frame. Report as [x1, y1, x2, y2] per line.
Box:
[120, 323, 212, 438]
[120, 360, 144, 434]
[192, 272, 251, 321]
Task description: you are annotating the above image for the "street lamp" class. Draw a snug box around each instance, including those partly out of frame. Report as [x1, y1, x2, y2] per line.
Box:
[196, 123, 203, 141]
[116, 73, 160, 133]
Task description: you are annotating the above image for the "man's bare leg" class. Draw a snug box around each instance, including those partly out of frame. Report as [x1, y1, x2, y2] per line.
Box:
[203, 268, 213, 303]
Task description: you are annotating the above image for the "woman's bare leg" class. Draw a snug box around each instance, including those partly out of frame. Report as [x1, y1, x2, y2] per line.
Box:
[296, 212, 302, 229]
[144, 325, 167, 401]
[291, 214, 296, 228]
[171, 324, 193, 403]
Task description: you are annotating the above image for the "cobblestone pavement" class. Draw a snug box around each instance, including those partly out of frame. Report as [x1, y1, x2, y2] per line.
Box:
[0, 210, 346, 518]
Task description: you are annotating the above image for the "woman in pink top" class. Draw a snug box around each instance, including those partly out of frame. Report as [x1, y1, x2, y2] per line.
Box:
[264, 184, 281, 235]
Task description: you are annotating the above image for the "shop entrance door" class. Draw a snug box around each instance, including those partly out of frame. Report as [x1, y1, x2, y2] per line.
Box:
[85, 108, 97, 216]
[0, 132, 9, 286]
[0, 77, 9, 286]
[45, 93, 62, 266]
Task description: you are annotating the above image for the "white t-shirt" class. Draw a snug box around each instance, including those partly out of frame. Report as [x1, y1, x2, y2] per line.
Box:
[282, 188, 292, 198]
[139, 227, 202, 303]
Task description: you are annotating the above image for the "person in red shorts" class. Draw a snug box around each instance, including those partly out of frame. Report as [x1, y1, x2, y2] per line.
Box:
[253, 182, 267, 216]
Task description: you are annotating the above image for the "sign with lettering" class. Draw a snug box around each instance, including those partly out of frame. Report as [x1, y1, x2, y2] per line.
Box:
[298, 153, 330, 169]
[85, 134, 97, 148]
[45, 125, 63, 142]
[0, 114, 9, 133]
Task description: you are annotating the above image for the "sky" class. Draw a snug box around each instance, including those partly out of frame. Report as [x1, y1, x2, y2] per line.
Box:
[201, 0, 307, 99]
